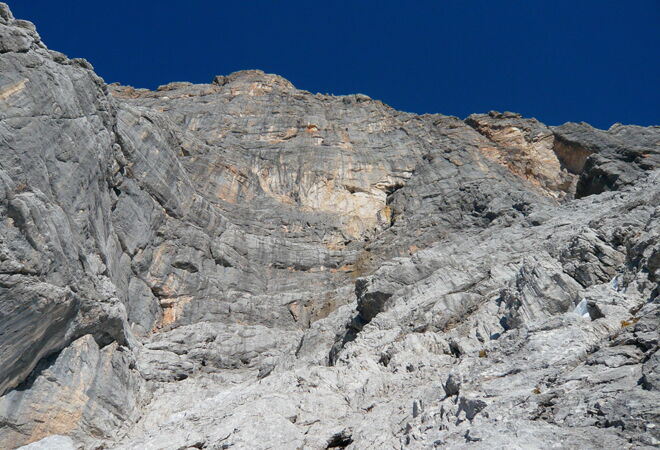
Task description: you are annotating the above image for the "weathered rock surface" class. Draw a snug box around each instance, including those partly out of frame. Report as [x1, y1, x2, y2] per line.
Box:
[0, 3, 658, 448]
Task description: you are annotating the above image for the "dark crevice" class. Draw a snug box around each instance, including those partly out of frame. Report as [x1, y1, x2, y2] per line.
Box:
[449, 341, 463, 358]
[383, 183, 404, 196]
[0, 47, 31, 55]
[575, 155, 622, 199]
[586, 302, 606, 321]
[344, 185, 367, 194]
[212, 255, 234, 268]
[294, 334, 305, 358]
[172, 261, 199, 273]
[328, 314, 367, 366]
[12, 349, 62, 392]
[326, 430, 353, 449]
[95, 332, 119, 349]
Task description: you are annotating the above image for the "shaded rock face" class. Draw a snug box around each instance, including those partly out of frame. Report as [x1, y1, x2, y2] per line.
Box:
[0, 3, 658, 448]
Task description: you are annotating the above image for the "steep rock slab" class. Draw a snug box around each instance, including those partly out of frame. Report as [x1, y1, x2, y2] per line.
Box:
[0, 7, 132, 399]
[0, 335, 146, 448]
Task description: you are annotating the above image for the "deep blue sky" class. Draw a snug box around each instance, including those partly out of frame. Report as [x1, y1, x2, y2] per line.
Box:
[9, 1, 659, 129]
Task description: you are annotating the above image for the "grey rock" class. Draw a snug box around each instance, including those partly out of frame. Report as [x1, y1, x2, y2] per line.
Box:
[0, 3, 658, 449]
[0, 335, 146, 448]
[17, 435, 76, 450]
[553, 121, 660, 198]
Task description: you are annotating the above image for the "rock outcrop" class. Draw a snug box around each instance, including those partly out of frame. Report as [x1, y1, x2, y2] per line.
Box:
[0, 3, 658, 448]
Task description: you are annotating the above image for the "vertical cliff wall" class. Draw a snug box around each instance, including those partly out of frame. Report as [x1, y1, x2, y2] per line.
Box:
[0, 3, 658, 449]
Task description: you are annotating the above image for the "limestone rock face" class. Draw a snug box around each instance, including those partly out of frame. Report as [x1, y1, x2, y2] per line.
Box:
[1, 3, 658, 448]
